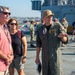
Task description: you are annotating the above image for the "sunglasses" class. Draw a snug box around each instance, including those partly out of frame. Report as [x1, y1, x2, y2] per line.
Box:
[46, 15, 53, 18]
[10, 23, 17, 25]
[1, 12, 11, 15]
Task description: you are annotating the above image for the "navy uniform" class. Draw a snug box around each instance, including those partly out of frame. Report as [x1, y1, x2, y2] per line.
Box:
[36, 22, 67, 75]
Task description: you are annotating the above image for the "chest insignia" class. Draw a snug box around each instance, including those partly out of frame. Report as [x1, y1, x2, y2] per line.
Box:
[43, 28, 47, 34]
[49, 29, 56, 34]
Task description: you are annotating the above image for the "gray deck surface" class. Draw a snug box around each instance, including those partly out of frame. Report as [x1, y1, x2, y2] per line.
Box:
[9, 35, 75, 75]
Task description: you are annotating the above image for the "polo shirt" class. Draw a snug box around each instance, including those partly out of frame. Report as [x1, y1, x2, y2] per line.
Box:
[0, 25, 12, 72]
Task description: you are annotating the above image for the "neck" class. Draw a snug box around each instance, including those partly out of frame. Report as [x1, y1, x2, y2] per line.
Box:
[10, 29, 17, 34]
[0, 23, 5, 26]
[0, 21, 6, 26]
[45, 21, 53, 26]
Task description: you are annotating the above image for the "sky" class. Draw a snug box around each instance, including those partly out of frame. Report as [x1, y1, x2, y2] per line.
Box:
[0, 0, 41, 17]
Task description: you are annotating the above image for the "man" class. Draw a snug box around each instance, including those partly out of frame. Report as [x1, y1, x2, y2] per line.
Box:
[0, 6, 13, 75]
[30, 20, 36, 47]
[35, 9, 68, 75]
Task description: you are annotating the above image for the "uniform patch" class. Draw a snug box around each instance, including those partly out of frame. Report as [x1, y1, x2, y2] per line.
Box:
[49, 29, 56, 34]
[43, 28, 47, 34]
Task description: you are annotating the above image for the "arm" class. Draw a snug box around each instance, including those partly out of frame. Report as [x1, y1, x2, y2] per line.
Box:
[35, 47, 41, 64]
[58, 31, 68, 43]
[21, 36, 27, 63]
[0, 50, 9, 60]
[0, 49, 14, 65]
[58, 23, 68, 43]
[7, 49, 14, 65]
[35, 28, 41, 64]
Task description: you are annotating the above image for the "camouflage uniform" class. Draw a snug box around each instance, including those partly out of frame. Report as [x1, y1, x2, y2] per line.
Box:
[36, 22, 67, 75]
[61, 18, 68, 33]
[30, 23, 35, 46]
[61, 18, 68, 46]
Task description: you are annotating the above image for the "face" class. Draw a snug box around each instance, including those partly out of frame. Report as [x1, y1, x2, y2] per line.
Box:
[42, 15, 53, 25]
[0, 8, 11, 24]
[9, 20, 17, 30]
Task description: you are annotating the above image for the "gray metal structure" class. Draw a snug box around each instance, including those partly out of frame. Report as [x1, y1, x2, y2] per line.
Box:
[31, 0, 75, 25]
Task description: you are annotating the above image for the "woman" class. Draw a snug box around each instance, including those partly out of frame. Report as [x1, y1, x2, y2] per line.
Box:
[7, 18, 27, 75]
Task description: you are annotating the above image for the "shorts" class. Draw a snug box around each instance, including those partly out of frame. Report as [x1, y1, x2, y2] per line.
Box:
[9, 56, 24, 70]
[0, 69, 8, 75]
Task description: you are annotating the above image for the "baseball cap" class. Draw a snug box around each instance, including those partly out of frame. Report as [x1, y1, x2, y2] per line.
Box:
[31, 20, 35, 23]
[31, 20, 34, 22]
[42, 9, 54, 18]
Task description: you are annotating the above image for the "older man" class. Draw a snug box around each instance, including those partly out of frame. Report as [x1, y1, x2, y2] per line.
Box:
[35, 9, 68, 75]
[0, 6, 13, 75]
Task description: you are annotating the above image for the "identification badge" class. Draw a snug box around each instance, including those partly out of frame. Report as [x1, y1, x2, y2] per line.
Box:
[10, 44, 12, 50]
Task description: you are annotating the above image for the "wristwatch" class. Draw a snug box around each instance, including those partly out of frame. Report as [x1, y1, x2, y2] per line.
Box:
[22, 56, 26, 59]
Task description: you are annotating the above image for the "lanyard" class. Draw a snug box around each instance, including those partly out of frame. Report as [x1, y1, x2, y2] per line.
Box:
[3, 25, 10, 44]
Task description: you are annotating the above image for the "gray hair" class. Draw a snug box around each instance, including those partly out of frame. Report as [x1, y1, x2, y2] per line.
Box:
[0, 6, 9, 12]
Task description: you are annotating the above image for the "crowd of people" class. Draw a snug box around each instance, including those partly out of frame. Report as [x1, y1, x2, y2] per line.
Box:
[0, 5, 74, 75]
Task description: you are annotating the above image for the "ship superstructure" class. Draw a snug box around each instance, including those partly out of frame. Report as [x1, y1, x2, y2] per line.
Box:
[31, 0, 75, 33]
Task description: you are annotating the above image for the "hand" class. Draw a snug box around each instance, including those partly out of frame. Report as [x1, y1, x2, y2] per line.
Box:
[35, 58, 40, 64]
[4, 58, 10, 66]
[6, 54, 14, 65]
[22, 58, 26, 64]
[58, 33, 68, 39]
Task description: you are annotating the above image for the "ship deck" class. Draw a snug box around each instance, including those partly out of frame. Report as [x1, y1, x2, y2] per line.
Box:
[10, 35, 75, 75]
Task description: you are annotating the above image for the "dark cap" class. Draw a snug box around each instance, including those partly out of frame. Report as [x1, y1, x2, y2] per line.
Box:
[31, 20, 35, 23]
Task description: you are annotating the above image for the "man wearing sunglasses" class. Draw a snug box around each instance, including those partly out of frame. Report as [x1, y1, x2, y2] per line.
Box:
[0, 6, 13, 75]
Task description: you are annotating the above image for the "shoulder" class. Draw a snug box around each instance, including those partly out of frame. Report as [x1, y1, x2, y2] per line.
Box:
[38, 24, 45, 30]
[18, 30, 25, 38]
[53, 22, 64, 30]
[37, 25, 45, 34]
[21, 31, 25, 37]
[53, 22, 61, 27]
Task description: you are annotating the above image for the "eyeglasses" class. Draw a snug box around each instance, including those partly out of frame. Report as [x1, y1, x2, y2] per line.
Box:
[1, 12, 11, 15]
[10, 23, 17, 25]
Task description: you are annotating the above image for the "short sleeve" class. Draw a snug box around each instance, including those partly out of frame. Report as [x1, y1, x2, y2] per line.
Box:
[21, 31, 25, 38]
